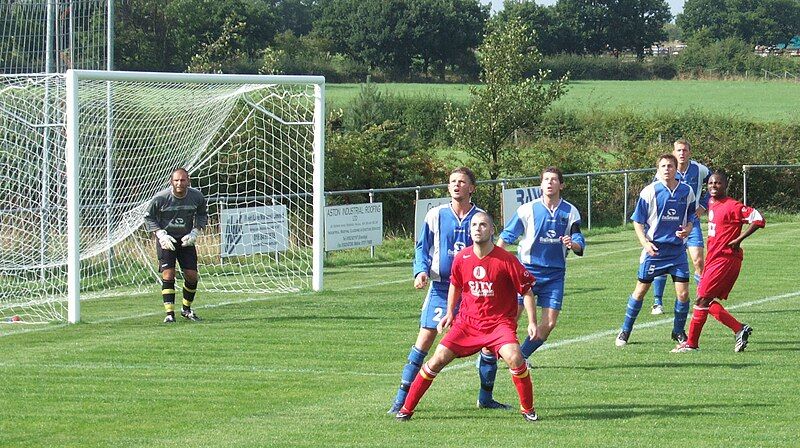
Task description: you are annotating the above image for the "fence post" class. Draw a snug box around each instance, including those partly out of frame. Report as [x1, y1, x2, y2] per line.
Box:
[742, 166, 748, 206]
[369, 190, 375, 258]
[623, 171, 629, 226]
[586, 175, 592, 230]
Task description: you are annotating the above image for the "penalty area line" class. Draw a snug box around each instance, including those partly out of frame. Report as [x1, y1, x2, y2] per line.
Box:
[442, 289, 800, 373]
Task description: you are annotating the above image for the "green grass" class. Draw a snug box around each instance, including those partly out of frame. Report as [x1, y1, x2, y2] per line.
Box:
[1, 220, 799, 447]
[327, 80, 800, 123]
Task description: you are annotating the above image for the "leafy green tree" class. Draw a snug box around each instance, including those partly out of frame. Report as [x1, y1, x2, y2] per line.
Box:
[499, 1, 580, 55]
[606, 0, 671, 58]
[446, 18, 567, 208]
[678, 0, 800, 45]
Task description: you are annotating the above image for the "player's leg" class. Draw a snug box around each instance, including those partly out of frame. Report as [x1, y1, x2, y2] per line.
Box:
[476, 347, 510, 410]
[397, 342, 459, 420]
[671, 276, 691, 343]
[389, 283, 445, 413]
[177, 246, 201, 321]
[521, 281, 562, 358]
[156, 245, 178, 323]
[616, 277, 651, 347]
[651, 274, 668, 314]
[674, 297, 711, 352]
[687, 217, 705, 285]
[688, 246, 704, 285]
[497, 343, 537, 422]
[700, 257, 751, 351]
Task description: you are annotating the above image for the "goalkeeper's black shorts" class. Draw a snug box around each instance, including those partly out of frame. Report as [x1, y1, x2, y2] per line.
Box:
[156, 243, 198, 272]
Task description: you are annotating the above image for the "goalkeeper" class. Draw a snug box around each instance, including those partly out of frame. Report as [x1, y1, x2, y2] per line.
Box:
[144, 168, 208, 323]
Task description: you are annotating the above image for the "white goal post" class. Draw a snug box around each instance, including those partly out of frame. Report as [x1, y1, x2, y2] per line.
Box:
[0, 70, 324, 324]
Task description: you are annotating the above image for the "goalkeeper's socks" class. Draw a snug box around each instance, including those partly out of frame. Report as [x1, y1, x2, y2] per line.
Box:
[652, 275, 667, 306]
[183, 281, 198, 311]
[673, 299, 690, 334]
[162, 279, 176, 313]
[477, 351, 499, 404]
[393, 346, 427, 407]
[520, 337, 544, 359]
[401, 363, 438, 414]
[509, 364, 534, 413]
[687, 305, 709, 347]
[621, 295, 643, 333]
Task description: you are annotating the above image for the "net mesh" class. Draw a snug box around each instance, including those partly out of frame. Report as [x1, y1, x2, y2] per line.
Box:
[1, 73, 319, 323]
[1, 0, 108, 74]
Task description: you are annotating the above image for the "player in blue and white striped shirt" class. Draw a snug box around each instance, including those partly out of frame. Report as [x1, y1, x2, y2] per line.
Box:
[389, 167, 508, 414]
[616, 154, 696, 347]
[498, 167, 586, 362]
[650, 139, 710, 315]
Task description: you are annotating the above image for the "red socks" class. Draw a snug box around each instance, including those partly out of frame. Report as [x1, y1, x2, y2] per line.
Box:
[400, 363, 437, 414]
[687, 306, 709, 347]
[510, 364, 534, 414]
[708, 301, 743, 333]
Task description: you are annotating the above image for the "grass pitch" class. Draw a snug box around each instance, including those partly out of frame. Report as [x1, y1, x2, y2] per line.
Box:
[1, 222, 798, 447]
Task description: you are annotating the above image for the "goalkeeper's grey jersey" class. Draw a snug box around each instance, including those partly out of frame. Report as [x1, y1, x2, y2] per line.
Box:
[144, 187, 208, 238]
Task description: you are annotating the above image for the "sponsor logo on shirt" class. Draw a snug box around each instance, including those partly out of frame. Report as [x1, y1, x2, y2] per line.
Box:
[538, 229, 561, 244]
[662, 208, 681, 221]
[448, 241, 466, 257]
[469, 266, 494, 297]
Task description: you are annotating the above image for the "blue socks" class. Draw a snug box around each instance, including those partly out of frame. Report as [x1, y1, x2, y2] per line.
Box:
[393, 345, 427, 406]
[622, 295, 643, 333]
[477, 351, 499, 404]
[652, 275, 667, 306]
[520, 337, 545, 359]
[673, 300, 690, 334]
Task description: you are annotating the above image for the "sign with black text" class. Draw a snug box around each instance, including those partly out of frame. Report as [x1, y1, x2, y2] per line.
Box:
[325, 203, 383, 251]
[220, 205, 289, 257]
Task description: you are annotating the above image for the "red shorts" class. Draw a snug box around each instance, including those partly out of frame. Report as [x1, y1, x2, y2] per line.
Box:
[697, 255, 742, 300]
[439, 318, 519, 358]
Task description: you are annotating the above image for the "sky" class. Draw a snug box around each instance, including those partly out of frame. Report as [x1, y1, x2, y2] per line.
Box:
[483, 0, 685, 16]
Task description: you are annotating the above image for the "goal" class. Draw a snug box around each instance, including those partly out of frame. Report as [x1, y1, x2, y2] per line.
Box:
[1, 70, 325, 324]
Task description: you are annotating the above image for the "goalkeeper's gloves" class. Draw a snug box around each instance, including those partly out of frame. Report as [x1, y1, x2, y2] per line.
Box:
[155, 229, 177, 251]
[181, 228, 199, 247]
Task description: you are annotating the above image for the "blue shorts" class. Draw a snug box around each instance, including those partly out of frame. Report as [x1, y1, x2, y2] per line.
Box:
[420, 282, 454, 329]
[517, 277, 565, 311]
[686, 215, 704, 248]
[637, 251, 690, 283]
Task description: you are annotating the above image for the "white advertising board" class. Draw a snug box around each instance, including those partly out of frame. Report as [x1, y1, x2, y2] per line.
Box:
[220, 205, 289, 257]
[502, 186, 542, 224]
[324, 203, 383, 251]
[414, 197, 452, 241]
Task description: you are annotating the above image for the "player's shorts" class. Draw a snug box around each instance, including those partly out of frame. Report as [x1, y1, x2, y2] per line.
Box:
[157, 243, 198, 272]
[420, 281, 455, 329]
[439, 317, 519, 358]
[686, 215, 704, 248]
[638, 250, 690, 283]
[516, 277, 565, 310]
[696, 255, 742, 300]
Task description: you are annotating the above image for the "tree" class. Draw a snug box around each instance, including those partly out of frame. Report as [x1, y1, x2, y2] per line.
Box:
[499, 1, 580, 55]
[678, 0, 800, 45]
[446, 17, 567, 210]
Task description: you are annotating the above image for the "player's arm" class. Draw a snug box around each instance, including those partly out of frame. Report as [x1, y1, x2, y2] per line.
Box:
[634, 222, 658, 256]
[563, 219, 585, 256]
[412, 221, 434, 288]
[181, 192, 207, 247]
[497, 212, 524, 249]
[729, 207, 766, 250]
[145, 196, 177, 250]
[522, 288, 538, 340]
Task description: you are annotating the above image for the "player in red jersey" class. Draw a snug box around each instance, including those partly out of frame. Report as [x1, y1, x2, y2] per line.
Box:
[672, 172, 765, 353]
[396, 212, 540, 423]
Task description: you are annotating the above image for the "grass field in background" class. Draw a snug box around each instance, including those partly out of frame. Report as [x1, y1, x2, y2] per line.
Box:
[327, 80, 800, 123]
[1, 221, 798, 447]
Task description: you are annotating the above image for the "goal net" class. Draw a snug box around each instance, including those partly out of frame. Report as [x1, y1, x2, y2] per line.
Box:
[1, 0, 109, 74]
[1, 70, 324, 324]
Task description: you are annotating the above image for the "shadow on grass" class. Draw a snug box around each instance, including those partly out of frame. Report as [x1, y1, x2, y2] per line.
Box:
[535, 362, 760, 371]
[550, 402, 775, 421]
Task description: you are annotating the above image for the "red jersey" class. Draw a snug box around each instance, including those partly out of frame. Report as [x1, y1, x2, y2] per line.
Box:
[449, 245, 535, 332]
[706, 196, 765, 261]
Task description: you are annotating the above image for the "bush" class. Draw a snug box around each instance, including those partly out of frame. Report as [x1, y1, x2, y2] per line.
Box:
[537, 54, 677, 80]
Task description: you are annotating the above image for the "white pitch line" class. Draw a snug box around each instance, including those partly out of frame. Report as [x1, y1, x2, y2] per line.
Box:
[442, 289, 800, 373]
